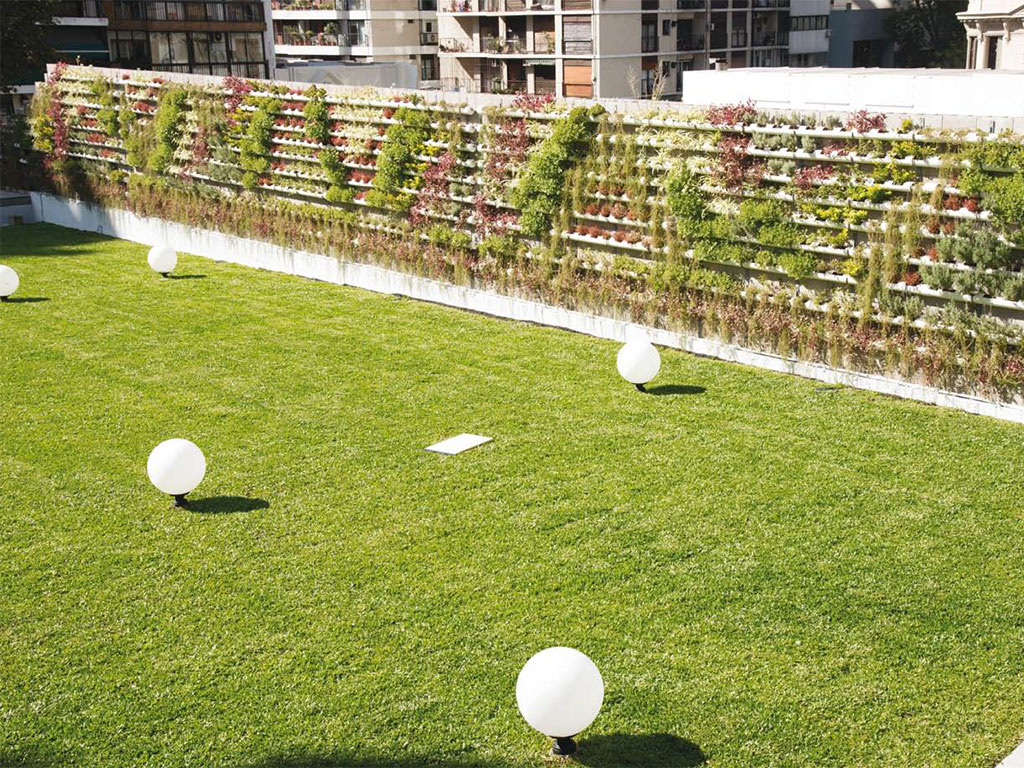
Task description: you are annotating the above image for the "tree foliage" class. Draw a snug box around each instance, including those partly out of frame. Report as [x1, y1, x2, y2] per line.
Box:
[1, 0, 62, 91]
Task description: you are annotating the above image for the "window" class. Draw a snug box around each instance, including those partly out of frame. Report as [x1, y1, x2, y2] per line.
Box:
[662, 19, 671, 36]
[641, 16, 658, 52]
[563, 59, 592, 98]
[563, 17, 592, 55]
[150, 32, 189, 65]
[789, 14, 828, 31]
[230, 32, 263, 62]
[109, 30, 149, 66]
[421, 54, 438, 80]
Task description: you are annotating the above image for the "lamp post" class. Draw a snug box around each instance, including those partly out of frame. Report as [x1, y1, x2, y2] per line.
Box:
[147, 439, 206, 508]
[147, 244, 177, 277]
[616, 338, 661, 392]
[516, 646, 604, 757]
[0, 265, 19, 301]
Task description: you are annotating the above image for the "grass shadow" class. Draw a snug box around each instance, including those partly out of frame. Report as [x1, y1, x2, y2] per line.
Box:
[188, 496, 269, 514]
[575, 733, 706, 767]
[647, 384, 705, 397]
[167, 274, 206, 280]
[2, 297, 50, 303]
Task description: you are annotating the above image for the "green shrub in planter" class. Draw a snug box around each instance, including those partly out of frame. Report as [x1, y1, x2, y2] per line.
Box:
[665, 164, 709, 240]
[921, 263, 955, 292]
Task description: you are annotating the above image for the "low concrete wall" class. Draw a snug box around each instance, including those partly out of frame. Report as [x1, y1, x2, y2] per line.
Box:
[31, 192, 1024, 425]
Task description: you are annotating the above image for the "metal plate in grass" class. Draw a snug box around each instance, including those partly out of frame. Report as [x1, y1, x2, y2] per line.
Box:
[426, 434, 493, 455]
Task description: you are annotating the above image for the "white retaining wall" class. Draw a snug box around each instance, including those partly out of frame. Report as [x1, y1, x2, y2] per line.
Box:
[31, 192, 1024, 425]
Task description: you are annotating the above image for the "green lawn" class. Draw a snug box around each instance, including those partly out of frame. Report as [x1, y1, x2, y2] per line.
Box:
[2, 223, 1023, 768]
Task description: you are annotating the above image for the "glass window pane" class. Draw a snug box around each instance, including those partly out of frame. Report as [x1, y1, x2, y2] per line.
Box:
[192, 32, 210, 63]
[170, 31, 188, 63]
[150, 32, 170, 63]
[210, 32, 228, 62]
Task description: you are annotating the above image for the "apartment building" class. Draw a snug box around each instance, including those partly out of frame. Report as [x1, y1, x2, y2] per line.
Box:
[271, 0, 441, 86]
[436, 0, 842, 99]
[4, 0, 274, 112]
[959, 0, 1024, 70]
[105, 0, 274, 77]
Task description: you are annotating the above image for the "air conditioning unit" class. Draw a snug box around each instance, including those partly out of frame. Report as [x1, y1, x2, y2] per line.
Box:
[824, 29, 832, 37]
[423, 31, 438, 43]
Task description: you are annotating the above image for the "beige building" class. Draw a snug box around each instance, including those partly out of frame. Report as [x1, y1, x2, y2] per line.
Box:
[436, 0, 835, 99]
[960, 0, 1024, 69]
[272, 0, 440, 85]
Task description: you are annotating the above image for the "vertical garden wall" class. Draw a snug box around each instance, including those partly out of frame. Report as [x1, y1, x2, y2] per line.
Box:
[8, 64, 1024, 404]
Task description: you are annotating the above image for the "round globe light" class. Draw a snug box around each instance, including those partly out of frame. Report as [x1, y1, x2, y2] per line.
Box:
[516, 646, 604, 756]
[147, 244, 177, 276]
[616, 338, 661, 392]
[147, 438, 206, 507]
[0, 264, 19, 300]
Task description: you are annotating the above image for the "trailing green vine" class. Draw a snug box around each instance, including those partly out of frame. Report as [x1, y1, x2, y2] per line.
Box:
[513, 105, 604, 237]
[238, 96, 280, 190]
[302, 86, 329, 145]
[148, 87, 188, 174]
[367, 106, 432, 211]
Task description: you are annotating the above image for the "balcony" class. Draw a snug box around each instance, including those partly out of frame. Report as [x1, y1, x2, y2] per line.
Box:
[271, 0, 366, 9]
[482, 36, 527, 53]
[277, 30, 368, 47]
[533, 31, 555, 53]
[439, 37, 472, 52]
[676, 35, 705, 51]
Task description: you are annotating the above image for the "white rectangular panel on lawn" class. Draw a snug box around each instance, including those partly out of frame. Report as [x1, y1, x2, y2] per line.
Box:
[426, 434, 493, 455]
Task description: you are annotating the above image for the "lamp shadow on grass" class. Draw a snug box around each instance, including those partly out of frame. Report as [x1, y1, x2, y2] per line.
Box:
[575, 733, 706, 767]
[166, 274, 207, 280]
[188, 496, 269, 514]
[646, 384, 705, 397]
[2, 297, 50, 303]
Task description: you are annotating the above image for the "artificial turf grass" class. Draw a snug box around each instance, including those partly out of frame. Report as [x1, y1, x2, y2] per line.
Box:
[1, 223, 1023, 768]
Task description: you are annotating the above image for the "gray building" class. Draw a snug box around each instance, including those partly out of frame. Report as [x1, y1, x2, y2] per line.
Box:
[827, 0, 895, 68]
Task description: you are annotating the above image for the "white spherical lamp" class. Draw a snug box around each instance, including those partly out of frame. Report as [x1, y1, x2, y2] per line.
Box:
[616, 338, 661, 392]
[516, 647, 604, 756]
[0, 264, 19, 301]
[147, 244, 177, 276]
[147, 438, 206, 507]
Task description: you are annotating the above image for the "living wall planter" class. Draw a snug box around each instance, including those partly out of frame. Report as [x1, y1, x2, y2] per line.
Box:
[12, 64, 1024, 408]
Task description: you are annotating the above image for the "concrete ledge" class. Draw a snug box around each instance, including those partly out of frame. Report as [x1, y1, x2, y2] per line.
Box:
[31, 192, 1024, 425]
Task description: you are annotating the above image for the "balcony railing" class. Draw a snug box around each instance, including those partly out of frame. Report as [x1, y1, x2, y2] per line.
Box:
[676, 35, 705, 51]
[533, 32, 555, 53]
[439, 37, 471, 52]
[271, 0, 367, 9]
[482, 36, 527, 53]
[277, 31, 368, 46]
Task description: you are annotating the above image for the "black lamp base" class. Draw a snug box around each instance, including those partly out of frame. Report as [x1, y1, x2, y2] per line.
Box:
[172, 493, 190, 508]
[551, 737, 577, 756]
[160, 272, 170, 278]
[634, 383, 647, 393]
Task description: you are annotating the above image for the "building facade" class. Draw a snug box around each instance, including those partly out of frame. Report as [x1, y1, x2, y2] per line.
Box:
[436, 0, 844, 99]
[4, 1, 274, 113]
[270, 0, 440, 87]
[959, 0, 1024, 69]
[826, 0, 895, 68]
